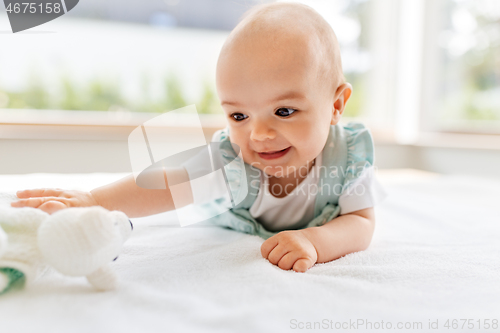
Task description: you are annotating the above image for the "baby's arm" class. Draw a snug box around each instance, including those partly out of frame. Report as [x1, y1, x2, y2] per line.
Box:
[11, 168, 193, 218]
[261, 208, 375, 272]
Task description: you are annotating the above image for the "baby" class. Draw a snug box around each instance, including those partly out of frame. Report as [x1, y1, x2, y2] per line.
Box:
[11, 2, 386, 273]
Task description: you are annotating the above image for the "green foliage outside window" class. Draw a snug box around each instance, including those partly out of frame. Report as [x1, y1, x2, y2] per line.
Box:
[0, 71, 223, 115]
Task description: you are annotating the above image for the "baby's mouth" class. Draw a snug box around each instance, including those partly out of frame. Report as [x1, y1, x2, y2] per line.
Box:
[257, 147, 291, 160]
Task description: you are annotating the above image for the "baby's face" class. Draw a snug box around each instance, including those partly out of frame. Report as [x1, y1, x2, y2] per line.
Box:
[216, 33, 339, 177]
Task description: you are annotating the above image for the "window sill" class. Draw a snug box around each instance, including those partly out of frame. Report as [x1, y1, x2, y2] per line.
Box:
[414, 132, 500, 151]
[0, 109, 227, 141]
[1, 109, 499, 150]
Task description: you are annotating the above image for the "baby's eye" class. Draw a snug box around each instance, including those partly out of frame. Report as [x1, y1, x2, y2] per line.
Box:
[275, 108, 297, 117]
[230, 113, 248, 121]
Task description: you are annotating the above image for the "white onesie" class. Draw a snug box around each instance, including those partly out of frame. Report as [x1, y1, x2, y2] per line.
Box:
[183, 152, 387, 231]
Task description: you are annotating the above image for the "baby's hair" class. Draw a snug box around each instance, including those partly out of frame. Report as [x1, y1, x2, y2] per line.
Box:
[234, 1, 345, 92]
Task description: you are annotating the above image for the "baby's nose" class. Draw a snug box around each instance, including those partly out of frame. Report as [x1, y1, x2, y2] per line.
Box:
[250, 121, 276, 141]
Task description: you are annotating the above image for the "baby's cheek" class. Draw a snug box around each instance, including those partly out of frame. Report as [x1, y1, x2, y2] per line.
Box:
[226, 132, 244, 151]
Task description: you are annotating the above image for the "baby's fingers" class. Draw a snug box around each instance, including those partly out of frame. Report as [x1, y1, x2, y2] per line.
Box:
[277, 252, 296, 271]
[16, 188, 64, 199]
[11, 197, 67, 209]
[38, 201, 68, 214]
[261, 236, 279, 259]
[267, 244, 290, 265]
[292, 258, 314, 273]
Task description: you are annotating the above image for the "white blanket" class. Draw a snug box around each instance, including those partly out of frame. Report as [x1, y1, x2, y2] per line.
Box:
[0, 170, 499, 333]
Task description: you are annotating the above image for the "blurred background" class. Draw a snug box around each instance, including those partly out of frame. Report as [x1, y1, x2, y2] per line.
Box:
[0, 0, 499, 177]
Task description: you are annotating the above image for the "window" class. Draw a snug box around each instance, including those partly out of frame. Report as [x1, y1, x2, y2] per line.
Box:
[0, 1, 269, 115]
[1, 0, 498, 137]
[423, 0, 500, 134]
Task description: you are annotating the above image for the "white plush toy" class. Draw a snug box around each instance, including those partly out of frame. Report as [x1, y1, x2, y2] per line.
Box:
[0, 193, 132, 294]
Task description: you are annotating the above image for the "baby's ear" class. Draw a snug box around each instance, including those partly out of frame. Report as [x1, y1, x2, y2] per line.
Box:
[331, 83, 353, 125]
[334, 83, 353, 110]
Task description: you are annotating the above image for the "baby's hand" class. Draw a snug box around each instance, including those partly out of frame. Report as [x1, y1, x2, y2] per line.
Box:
[11, 188, 99, 214]
[261, 230, 318, 273]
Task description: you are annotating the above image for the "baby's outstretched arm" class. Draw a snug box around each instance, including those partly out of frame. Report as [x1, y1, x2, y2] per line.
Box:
[11, 168, 193, 218]
[261, 207, 375, 272]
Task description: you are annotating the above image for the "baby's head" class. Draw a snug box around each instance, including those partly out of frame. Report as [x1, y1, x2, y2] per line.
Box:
[216, 2, 352, 177]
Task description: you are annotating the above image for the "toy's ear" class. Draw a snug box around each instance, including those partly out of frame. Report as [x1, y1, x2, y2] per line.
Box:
[86, 264, 118, 291]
